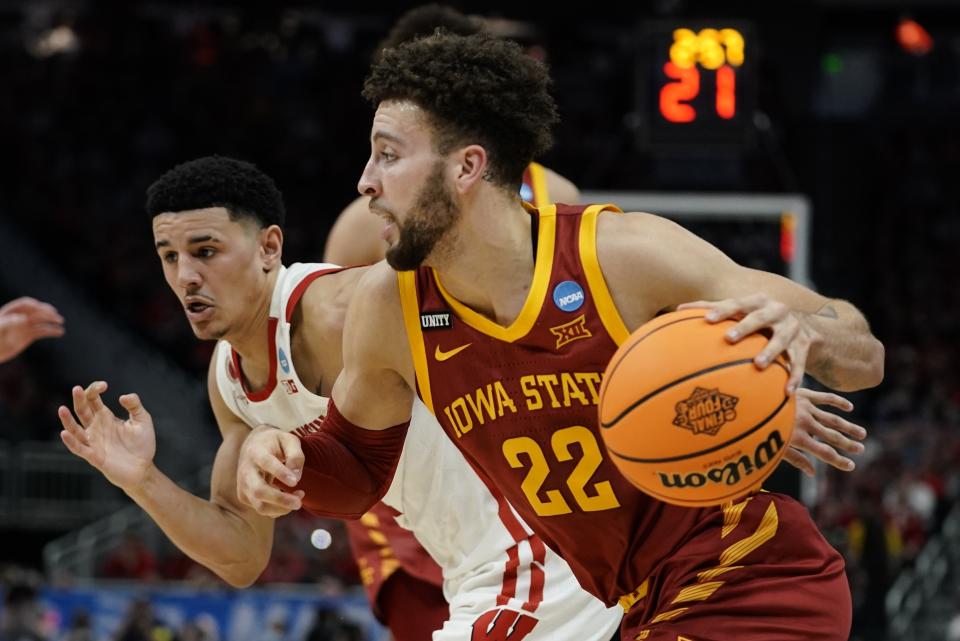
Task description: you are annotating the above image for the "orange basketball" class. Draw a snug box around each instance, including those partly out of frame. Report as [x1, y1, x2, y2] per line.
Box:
[598, 308, 795, 507]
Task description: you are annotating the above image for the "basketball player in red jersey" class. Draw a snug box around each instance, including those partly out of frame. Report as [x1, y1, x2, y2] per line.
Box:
[325, 6, 578, 635]
[237, 33, 883, 640]
[324, 4, 579, 267]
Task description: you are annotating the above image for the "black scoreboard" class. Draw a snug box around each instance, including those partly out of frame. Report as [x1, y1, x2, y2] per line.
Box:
[637, 21, 757, 150]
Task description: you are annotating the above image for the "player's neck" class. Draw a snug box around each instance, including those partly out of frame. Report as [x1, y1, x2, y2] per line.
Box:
[430, 198, 534, 327]
[226, 268, 281, 390]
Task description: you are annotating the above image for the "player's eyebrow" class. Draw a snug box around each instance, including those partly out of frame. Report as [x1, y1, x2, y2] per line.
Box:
[373, 131, 404, 146]
[187, 235, 219, 244]
[154, 235, 220, 250]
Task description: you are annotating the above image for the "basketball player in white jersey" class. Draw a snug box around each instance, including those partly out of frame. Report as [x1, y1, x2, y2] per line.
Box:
[57, 156, 623, 641]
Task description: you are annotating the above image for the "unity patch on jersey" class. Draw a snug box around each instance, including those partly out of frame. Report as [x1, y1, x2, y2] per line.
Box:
[552, 280, 585, 312]
[420, 311, 453, 331]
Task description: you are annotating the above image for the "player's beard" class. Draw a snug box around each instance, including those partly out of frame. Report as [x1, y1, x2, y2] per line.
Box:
[385, 161, 460, 271]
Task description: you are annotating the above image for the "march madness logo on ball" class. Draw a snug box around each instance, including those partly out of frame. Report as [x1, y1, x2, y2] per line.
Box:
[673, 387, 739, 436]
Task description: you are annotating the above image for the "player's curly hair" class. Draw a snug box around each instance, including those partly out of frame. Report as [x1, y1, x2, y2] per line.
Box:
[376, 4, 482, 56]
[363, 32, 557, 190]
[146, 156, 285, 228]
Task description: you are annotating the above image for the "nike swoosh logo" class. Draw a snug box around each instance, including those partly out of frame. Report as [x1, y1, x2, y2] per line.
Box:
[435, 343, 472, 362]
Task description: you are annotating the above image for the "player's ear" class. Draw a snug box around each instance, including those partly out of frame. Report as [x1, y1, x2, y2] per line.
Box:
[261, 225, 283, 273]
[453, 144, 488, 194]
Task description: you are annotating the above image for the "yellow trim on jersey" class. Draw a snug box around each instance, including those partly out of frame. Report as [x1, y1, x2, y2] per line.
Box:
[635, 500, 779, 628]
[397, 271, 435, 413]
[696, 564, 743, 582]
[618, 578, 649, 612]
[527, 161, 550, 207]
[431, 206, 557, 343]
[579, 204, 630, 345]
[649, 608, 688, 624]
[721, 496, 751, 539]
[718, 501, 779, 567]
[671, 580, 724, 605]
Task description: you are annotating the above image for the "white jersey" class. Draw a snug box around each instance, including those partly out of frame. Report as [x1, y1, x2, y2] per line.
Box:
[215, 263, 621, 641]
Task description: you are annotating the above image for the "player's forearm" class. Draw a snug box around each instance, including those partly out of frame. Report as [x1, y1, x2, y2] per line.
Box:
[295, 400, 407, 518]
[802, 300, 885, 391]
[125, 466, 269, 587]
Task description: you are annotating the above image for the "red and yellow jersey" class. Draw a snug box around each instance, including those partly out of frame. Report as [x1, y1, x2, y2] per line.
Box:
[345, 502, 443, 616]
[397, 204, 718, 607]
[520, 161, 550, 207]
[216, 264, 621, 637]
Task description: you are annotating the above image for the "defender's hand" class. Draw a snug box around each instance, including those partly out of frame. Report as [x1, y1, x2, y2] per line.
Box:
[784, 388, 866, 477]
[58, 381, 156, 490]
[237, 425, 305, 518]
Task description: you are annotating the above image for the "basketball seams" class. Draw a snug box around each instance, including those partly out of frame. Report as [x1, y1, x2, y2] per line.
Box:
[598, 309, 798, 507]
[602, 313, 707, 386]
[602, 358, 787, 429]
[606, 389, 792, 464]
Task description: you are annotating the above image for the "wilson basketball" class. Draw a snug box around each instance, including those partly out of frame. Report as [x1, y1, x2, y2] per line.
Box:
[598, 308, 796, 507]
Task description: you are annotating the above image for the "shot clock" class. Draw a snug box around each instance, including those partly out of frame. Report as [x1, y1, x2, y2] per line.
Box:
[637, 21, 756, 149]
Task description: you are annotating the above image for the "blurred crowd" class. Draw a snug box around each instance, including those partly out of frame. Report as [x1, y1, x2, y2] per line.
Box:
[811, 128, 960, 639]
[93, 515, 356, 590]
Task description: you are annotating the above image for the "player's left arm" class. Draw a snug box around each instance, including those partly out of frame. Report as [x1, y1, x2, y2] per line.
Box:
[597, 211, 884, 393]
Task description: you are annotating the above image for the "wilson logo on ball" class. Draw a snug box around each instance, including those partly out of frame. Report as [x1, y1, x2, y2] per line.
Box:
[673, 387, 739, 436]
[657, 429, 785, 490]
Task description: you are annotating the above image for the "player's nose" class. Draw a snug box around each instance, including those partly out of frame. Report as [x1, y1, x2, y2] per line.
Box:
[357, 160, 380, 197]
[176, 257, 203, 289]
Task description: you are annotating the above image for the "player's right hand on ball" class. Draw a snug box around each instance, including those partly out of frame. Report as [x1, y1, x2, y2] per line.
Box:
[236, 425, 305, 517]
[58, 381, 156, 490]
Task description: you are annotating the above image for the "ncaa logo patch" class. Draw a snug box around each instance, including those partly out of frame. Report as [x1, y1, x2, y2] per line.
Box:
[552, 280, 585, 312]
[279, 348, 290, 374]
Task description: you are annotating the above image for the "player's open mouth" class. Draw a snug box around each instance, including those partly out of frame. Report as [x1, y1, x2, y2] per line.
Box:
[184, 298, 215, 321]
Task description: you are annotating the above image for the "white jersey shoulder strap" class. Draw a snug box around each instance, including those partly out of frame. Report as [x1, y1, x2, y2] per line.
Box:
[213, 262, 341, 431]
